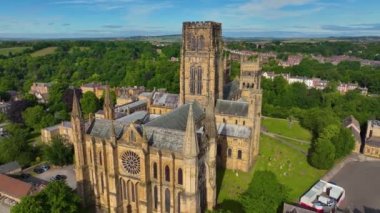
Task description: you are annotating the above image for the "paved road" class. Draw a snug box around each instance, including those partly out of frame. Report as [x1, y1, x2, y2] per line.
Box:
[330, 161, 380, 212]
[0, 203, 10, 213]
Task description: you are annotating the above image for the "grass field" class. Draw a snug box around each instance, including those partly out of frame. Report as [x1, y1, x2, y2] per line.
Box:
[262, 117, 312, 141]
[216, 125, 325, 211]
[31, 47, 58, 57]
[0, 46, 30, 56]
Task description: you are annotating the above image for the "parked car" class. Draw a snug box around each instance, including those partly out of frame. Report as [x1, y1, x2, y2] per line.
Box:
[34, 164, 50, 174]
[51, 174, 67, 181]
[19, 173, 31, 179]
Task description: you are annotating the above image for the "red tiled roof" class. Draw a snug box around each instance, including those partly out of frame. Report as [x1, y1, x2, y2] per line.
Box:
[0, 174, 32, 199]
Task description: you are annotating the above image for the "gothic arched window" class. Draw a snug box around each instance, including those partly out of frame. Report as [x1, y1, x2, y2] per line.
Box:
[227, 148, 232, 158]
[154, 185, 158, 209]
[191, 35, 197, 51]
[153, 162, 158, 179]
[238, 150, 242, 159]
[165, 165, 170, 182]
[131, 183, 135, 202]
[197, 66, 202, 95]
[177, 168, 183, 185]
[198, 35, 205, 50]
[190, 66, 196, 94]
[165, 188, 170, 213]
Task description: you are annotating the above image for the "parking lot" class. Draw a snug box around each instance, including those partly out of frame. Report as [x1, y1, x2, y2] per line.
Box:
[34, 165, 77, 189]
[330, 161, 380, 212]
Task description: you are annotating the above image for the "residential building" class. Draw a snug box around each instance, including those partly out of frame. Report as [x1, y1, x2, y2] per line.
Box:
[343, 116, 362, 153]
[364, 120, 380, 158]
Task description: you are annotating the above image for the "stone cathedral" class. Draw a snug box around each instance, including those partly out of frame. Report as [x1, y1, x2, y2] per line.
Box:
[71, 21, 262, 213]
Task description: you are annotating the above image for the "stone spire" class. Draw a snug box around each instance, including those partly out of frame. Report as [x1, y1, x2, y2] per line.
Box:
[103, 85, 114, 120]
[183, 104, 199, 158]
[205, 95, 217, 139]
[71, 90, 82, 119]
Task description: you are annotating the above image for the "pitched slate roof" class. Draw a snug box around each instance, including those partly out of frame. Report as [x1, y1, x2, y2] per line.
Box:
[217, 123, 251, 138]
[223, 80, 240, 100]
[152, 92, 179, 108]
[0, 161, 21, 174]
[145, 102, 204, 131]
[0, 174, 32, 200]
[87, 119, 124, 139]
[144, 102, 204, 152]
[215, 99, 249, 117]
[343, 115, 360, 130]
[366, 137, 380, 147]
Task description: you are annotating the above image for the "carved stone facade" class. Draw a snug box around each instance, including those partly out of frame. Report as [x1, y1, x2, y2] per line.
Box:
[72, 21, 262, 213]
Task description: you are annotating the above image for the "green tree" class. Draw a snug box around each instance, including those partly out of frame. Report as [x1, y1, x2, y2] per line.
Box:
[240, 171, 288, 213]
[80, 91, 100, 116]
[44, 136, 73, 166]
[309, 125, 339, 169]
[331, 127, 355, 159]
[12, 181, 81, 213]
[22, 105, 55, 131]
[0, 124, 33, 166]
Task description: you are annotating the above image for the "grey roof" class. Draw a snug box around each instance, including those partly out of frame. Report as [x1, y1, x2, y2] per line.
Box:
[152, 92, 179, 108]
[61, 121, 72, 128]
[96, 110, 125, 119]
[115, 111, 149, 126]
[144, 102, 204, 152]
[145, 102, 204, 131]
[223, 80, 240, 100]
[215, 99, 249, 117]
[343, 115, 360, 130]
[366, 137, 380, 147]
[115, 100, 147, 111]
[87, 119, 124, 139]
[44, 125, 60, 131]
[217, 123, 251, 138]
[0, 161, 21, 174]
[282, 203, 316, 213]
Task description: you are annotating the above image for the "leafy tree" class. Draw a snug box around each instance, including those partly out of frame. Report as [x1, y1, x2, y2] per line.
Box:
[240, 171, 288, 213]
[22, 105, 55, 131]
[7, 100, 34, 123]
[44, 136, 73, 166]
[80, 91, 100, 116]
[12, 181, 81, 213]
[331, 127, 355, 159]
[309, 125, 339, 169]
[0, 124, 34, 166]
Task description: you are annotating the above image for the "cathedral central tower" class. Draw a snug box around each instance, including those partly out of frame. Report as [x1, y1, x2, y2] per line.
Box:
[179, 21, 224, 108]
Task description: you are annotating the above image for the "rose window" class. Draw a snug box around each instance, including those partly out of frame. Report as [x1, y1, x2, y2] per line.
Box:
[121, 151, 140, 175]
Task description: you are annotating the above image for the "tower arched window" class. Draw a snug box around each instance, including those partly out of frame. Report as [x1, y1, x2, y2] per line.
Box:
[197, 66, 202, 95]
[165, 165, 170, 182]
[131, 183, 135, 202]
[165, 188, 170, 213]
[238, 150, 242, 159]
[227, 148, 232, 158]
[190, 66, 196, 94]
[198, 35, 205, 50]
[154, 185, 158, 209]
[153, 162, 158, 179]
[177, 168, 183, 185]
[191, 35, 197, 51]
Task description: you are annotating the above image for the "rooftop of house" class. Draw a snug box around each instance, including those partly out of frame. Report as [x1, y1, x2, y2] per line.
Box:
[366, 137, 380, 147]
[152, 92, 179, 108]
[0, 161, 21, 174]
[343, 115, 360, 130]
[0, 174, 32, 200]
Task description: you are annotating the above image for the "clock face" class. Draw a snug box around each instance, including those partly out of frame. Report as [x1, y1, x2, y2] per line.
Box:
[121, 151, 140, 175]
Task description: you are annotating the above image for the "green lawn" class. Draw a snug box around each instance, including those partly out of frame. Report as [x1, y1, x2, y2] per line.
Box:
[216, 134, 325, 211]
[262, 117, 312, 141]
[0, 46, 31, 56]
[31, 47, 58, 57]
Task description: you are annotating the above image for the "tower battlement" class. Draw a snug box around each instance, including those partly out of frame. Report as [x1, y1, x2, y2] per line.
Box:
[183, 21, 221, 28]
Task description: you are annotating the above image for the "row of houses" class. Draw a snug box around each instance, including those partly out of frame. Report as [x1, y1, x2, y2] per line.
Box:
[41, 85, 179, 143]
[262, 72, 368, 95]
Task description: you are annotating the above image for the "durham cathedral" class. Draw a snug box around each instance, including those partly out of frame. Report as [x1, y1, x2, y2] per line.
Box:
[71, 21, 262, 213]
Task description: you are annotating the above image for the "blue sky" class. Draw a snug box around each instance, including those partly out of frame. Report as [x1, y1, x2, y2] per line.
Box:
[0, 0, 380, 38]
